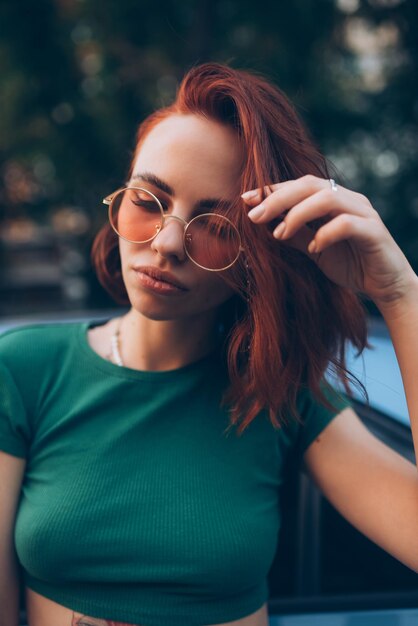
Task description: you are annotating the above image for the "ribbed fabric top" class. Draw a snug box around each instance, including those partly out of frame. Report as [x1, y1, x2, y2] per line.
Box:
[0, 322, 352, 625]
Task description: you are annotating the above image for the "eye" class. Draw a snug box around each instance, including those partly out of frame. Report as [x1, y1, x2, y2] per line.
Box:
[132, 198, 161, 211]
[128, 194, 163, 213]
[132, 191, 168, 212]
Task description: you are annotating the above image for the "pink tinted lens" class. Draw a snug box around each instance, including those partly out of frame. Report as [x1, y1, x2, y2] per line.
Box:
[109, 188, 162, 242]
[185, 214, 240, 270]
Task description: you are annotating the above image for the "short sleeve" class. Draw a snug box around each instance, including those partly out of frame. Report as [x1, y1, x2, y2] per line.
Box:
[293, 379, 353, 465]
[0, 361, 31, 458]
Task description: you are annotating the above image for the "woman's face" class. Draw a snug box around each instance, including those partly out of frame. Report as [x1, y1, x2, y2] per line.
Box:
[119, 113, 245, 323]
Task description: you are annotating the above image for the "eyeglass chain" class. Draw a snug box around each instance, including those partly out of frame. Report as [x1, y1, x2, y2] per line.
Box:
[244, 257, 252, 357]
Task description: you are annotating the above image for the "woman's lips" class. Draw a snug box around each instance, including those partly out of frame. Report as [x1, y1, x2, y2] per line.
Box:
[133, 266, 189, 295]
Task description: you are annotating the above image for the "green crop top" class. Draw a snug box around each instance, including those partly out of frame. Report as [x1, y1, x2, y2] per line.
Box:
[0, 322, 352, 625]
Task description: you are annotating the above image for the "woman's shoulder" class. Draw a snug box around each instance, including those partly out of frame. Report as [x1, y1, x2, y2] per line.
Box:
[0, 321, 86, 370]
[0, 320, 84, 344]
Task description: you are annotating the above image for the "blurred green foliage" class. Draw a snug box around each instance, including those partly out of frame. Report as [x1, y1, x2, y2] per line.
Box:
[0, 0, 417, 312]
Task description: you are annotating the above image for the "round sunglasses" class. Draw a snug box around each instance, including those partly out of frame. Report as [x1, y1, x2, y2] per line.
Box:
[103, 186, 244, 272]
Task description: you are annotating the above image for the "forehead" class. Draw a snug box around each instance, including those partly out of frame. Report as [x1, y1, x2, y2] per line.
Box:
[132, 114, 245, 195]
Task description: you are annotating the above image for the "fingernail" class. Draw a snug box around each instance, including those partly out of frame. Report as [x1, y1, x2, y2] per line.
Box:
[308, 240, 317, 253]
[273, 222, 286, 239]
[241, 189, 260, 200]
[248, 204, 265, 220]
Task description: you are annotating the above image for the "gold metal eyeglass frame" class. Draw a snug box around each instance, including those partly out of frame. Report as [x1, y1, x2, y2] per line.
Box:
[103, 186, 245, 272]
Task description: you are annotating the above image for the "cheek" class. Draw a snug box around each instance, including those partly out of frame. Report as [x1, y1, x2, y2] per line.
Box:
[120, 256, 131, 289]
[119, 241, 138, 284]
[118, 241, 128, 268]
[198, 275, 236, 307]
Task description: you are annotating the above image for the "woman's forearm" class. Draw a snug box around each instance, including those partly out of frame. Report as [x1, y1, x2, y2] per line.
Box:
[374, 275, 418, 466]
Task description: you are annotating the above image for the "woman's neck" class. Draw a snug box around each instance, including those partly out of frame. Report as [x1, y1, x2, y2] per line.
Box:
[117, 308, 221, 371]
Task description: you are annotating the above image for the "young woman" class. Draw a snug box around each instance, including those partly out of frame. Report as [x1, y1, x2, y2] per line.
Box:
[1, 63, 417, 626]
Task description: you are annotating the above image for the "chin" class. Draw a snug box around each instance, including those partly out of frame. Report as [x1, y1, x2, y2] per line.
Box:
[127, 292, 222, 325]
[138, 309, 182, 322]
[129, 301, 178, 322]
[125, 292, 184, 321]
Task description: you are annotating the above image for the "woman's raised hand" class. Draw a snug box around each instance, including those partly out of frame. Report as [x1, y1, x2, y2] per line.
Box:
[242, 174, 418, 308]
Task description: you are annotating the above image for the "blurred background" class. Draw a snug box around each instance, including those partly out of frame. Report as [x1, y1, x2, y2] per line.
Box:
[1, 0, 417, 319]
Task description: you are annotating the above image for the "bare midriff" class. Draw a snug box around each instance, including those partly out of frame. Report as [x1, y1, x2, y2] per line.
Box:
[25, 588, 269, 626]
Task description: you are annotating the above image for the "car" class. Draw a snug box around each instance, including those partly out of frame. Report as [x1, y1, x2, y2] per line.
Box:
[1, 311, 417, 625]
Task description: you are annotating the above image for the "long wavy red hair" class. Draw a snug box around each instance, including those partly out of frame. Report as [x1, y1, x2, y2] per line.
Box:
[92, 62, 370, 434]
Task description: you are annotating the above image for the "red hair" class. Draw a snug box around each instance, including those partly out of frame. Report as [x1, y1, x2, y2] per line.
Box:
[92, 62, 369, 434]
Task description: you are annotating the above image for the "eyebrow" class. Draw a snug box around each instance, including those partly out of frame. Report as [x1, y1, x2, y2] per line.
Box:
[129, 172, 232, 212]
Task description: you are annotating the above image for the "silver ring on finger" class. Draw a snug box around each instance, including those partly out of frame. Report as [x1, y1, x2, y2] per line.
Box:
[329, 178, 338, 192]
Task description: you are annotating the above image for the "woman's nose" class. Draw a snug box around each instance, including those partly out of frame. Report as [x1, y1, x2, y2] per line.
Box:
[150, 216, 187, 262]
